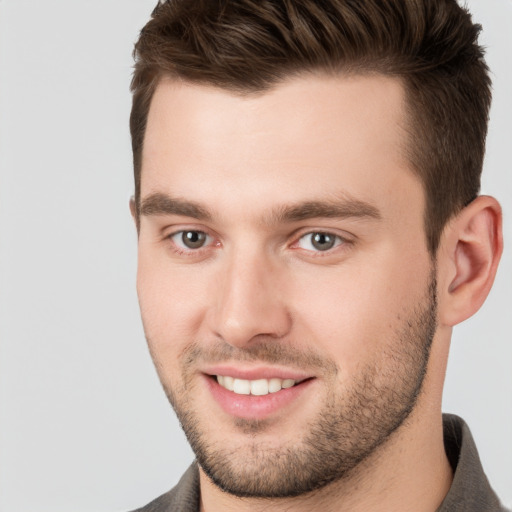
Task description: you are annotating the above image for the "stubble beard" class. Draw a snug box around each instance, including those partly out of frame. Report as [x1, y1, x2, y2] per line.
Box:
[156, 272, 437, 499]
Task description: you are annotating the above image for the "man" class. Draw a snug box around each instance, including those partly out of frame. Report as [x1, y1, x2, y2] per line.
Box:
[129, 0, 507, 510]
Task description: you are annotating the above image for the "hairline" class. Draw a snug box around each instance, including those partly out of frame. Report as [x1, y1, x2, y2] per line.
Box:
[134, 67, 438, 251]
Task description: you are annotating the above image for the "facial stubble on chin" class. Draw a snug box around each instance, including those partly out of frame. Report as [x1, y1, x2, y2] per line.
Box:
[152, 271, 437, 499]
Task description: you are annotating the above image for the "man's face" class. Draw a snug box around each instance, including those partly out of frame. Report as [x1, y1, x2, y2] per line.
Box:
[137, 74, 437, 497]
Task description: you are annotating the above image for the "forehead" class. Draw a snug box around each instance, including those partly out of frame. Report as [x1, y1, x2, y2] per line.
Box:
[141, 73, 423, 226]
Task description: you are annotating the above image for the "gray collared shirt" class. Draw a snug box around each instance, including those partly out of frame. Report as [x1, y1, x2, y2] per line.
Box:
[132, 414, 509, 511]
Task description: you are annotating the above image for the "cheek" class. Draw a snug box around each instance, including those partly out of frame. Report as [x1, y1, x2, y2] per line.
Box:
[136, 253, 209, 362]
[290, 253, 430, 373]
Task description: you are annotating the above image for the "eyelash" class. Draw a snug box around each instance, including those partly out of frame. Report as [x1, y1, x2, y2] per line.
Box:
[167, 230, 216, 256]
[293, 231, 346, 254]
[165, 229, 350, 257]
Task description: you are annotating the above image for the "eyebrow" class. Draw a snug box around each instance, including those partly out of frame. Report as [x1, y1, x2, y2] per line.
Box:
[140, 193, 212, 220]
[269, 199, 381, 224]
[139, 192, 381, 224]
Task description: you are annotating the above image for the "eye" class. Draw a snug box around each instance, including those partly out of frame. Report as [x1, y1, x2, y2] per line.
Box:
[170, 230, 211, 250]
[297, 232, 343, 252]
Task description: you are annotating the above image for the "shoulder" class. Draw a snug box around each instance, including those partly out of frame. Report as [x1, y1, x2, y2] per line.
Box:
[438, 414, 510, 512]
[129, 463, 200, 512]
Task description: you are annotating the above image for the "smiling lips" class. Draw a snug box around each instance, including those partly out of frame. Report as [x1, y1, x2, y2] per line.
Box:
[207, 370, 314, 420]
[216, 375, 298, 396]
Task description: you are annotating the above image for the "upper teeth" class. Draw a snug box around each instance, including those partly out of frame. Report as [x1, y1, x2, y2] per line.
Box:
[216, 376, 296, 396]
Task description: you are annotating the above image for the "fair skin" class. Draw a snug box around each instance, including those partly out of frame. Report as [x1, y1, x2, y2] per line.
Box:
[134, 74, 502, 511]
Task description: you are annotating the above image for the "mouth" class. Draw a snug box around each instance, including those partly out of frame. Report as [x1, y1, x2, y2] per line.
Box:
[204, 368, 315, 421]
[215, 375, 303, 396]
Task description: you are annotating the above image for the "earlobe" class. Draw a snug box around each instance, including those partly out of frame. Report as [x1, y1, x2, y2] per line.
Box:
[438, 196, 503, 327]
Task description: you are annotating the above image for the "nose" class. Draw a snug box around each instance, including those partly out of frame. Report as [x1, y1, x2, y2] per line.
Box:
[208, 250, 292, 348]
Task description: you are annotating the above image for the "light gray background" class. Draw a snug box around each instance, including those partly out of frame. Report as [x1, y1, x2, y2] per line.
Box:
[0, 1, 510, 510]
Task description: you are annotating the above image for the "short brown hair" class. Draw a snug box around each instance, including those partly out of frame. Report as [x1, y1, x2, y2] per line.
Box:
[130, 0, 491, 254]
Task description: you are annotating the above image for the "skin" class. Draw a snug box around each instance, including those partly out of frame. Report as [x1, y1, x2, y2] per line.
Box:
[134, 74, 502, 511]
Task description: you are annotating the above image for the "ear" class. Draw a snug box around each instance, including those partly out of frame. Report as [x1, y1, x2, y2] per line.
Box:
[437, 196, 503, 327]
[129, 196, 140, 233]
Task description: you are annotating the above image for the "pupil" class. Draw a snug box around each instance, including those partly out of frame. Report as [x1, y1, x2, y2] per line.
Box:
[312, 233, 335, 251]
[182, 231, 206, 249]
